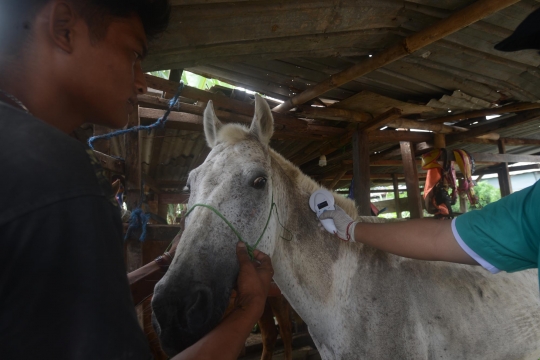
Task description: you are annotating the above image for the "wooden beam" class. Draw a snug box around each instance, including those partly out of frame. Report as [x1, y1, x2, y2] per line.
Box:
[369, 131, 433, 143]
[434, 133, 446, 149]
[296, 104, 469, 134]
[471, 152, 540, 164]
[295, 105, 371, 123]
[93, 151, 125, 174]
[502, 138, 540, 147]
[427, 102, 540, 124]
[139, 107, 346, 140]
[145, 74, 308, 132]
[400, 142, 423, 219]
[386, 118, 465, 134]
[323, 173, 426, 181]
[372, 159, 422, 167]
[392, 173, 402, 219]
[361, 108, 402, 132]
[453, 136, 540, 147]
[475, 163, 540, 175]
[352, 129, 371, 216]
[447, 110, 540, 145]
[272, 0, 520, 113]
[158, 193, 190, 205]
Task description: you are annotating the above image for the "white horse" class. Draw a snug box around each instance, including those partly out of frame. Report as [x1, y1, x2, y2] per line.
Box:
[152, 95, 540, 359]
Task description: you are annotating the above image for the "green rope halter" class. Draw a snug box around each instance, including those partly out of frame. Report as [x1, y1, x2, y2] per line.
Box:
[182, 193, 291, 259]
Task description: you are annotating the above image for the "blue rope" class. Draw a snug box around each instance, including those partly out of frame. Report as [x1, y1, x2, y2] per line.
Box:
[88, 82, 184, 150]
[90, 82, 184, 242]
[124, 208, 152, 242]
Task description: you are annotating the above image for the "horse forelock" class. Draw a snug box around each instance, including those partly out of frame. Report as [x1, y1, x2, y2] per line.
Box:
[215, 123, 252, 146]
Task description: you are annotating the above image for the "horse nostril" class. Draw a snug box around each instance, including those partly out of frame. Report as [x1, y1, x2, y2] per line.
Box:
[181, 287, 214, 331]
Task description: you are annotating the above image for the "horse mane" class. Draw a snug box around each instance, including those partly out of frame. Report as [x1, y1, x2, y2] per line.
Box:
[268, 148, 359, 218]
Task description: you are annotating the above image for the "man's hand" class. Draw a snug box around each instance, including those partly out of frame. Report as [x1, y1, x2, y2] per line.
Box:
[318, 205, 357, 242]
[234, 242, 273, 320]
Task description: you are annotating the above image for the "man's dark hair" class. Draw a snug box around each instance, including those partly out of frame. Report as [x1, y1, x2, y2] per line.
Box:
[1, 0, 171, 53]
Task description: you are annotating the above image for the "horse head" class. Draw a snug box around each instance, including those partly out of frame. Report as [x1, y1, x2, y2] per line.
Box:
[151, 95, 279, 356]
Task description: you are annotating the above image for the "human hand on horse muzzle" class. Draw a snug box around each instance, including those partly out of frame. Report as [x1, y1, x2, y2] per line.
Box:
[233, 242, 274, 320]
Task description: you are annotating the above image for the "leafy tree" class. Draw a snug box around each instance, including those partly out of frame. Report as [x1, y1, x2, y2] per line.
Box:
[149, 70, 234, 90]
[451, 181, 501, 213]
[474, 181, 501, 207]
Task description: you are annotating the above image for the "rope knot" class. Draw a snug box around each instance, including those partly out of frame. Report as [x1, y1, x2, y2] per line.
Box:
[124, 208, 151, 242]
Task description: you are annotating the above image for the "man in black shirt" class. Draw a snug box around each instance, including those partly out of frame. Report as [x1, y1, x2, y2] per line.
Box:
[0, 1, 273, 359]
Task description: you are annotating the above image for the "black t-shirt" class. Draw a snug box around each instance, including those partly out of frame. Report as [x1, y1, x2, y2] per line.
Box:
[0, 102, 151, 359]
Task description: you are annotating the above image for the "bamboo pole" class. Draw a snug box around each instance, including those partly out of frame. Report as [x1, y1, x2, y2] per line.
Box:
[272, 0, 520, 113]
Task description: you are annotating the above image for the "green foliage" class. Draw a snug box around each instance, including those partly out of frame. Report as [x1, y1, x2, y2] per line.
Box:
[149, 70, 235, 90]
[474, 181, 501, 206]
[451, 181, 501, 213]
[167, 203, 188, 224]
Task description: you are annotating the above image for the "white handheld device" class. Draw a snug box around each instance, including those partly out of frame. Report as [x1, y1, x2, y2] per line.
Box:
[309, 189, 338, 235]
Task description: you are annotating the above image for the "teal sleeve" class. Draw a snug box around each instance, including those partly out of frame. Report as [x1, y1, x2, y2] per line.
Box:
[454, 181, 540, 273]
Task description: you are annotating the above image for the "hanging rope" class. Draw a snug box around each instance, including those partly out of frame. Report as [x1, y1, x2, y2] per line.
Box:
[124, 208, 151, 242]
[182, 193, 292, 259]
[97, 82, 184, 242]
[88, 81, 185, 151]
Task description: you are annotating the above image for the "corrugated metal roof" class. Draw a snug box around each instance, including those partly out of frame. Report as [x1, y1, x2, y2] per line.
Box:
[131, 0, 540, 195]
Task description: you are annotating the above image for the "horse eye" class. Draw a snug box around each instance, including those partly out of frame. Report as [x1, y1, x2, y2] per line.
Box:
[253, 177, 267, 189]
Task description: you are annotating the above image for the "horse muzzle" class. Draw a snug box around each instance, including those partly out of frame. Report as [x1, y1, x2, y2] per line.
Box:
[151, 282, 229, 356]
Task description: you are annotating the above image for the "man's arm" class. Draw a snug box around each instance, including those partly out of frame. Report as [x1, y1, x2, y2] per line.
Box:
[172, 243, 273, 360]
[320, 206, 478, 265]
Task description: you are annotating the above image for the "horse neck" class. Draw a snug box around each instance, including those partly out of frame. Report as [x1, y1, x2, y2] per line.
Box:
[269, 154, 370, 314]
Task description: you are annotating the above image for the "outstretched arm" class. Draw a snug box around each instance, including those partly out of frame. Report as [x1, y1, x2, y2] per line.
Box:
[172, 243, 274, 360]
[320, 206, 478, 265]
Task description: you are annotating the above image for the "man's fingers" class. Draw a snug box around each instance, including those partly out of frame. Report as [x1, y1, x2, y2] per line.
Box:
[252, 250, 274, 278]
[252, 250, 271, 267]
[236, 242, 252, 265]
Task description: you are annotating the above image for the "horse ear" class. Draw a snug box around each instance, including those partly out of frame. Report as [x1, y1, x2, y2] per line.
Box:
[203, 100, 223, 148]
[250, 94, 274, 145]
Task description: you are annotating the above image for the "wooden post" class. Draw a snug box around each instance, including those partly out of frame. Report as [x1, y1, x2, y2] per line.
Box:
[497, 140, 513, 197]
[459, 195, 467, 214]
[124, 105, 143, 327]
[434, 133, 446, 149]
[273, 0, 520, 113]
[352, 127, 371, 216]
[392, 173, 402, 219]
[400, 141, 423, 218]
